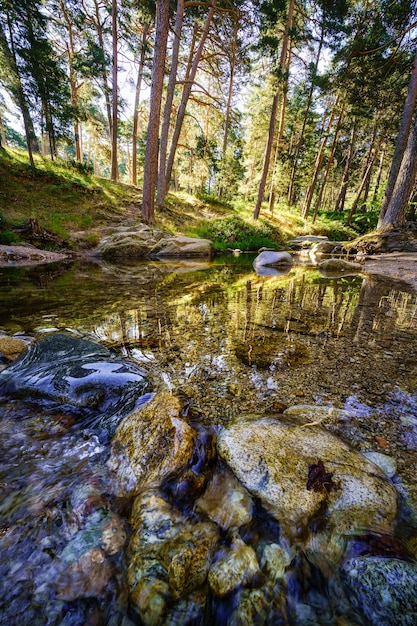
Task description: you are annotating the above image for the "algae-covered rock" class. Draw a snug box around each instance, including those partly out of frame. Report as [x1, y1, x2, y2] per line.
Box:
[340, 556, 417, 625]
[217, 416, 397, 537]
[319, 258, 362, 273]
[108, 392, 197, 495]
[127, 489, 219, 621]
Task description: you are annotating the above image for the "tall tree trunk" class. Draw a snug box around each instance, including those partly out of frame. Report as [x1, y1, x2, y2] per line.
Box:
[163, 1, 217, 195]
[302, 94, 340, 219]
[219, 11, 239, 199]
[142, 0, 171, 222]
[379, 48, 417, 221]
[132, 23, 150, 186]
[287, 23, 324, 206]
[92, 0, 113, 136]
[2, 17, 39, 166]
[268, 38, 292, 213]
[335, 121, 356, 212]
[372, 145, 385, 203]
[111, 0, 118, 180]
[312, 101, 345, 222]
[253, 0, 295, 220]
[156, 0, 185, 207]
[0, 113, 6, 148]
[346, 146, 377, 225]
[60, 0, 83, 161]
[378, 111, 417, 230]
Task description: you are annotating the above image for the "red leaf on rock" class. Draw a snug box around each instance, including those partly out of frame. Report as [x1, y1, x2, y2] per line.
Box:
[306, 459, 335, 493]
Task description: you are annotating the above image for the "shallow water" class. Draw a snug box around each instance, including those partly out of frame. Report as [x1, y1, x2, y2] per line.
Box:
[1, 257, 417, 624]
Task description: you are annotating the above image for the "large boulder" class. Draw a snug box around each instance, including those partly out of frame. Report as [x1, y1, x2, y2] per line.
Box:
[0, 333, 152, 438]
[149, 235, 214, 258]
[253, 250, 293, 269]
[98, 225, 162, 260]
[97, 226, 214, 260]
[217, 416, 398, 538]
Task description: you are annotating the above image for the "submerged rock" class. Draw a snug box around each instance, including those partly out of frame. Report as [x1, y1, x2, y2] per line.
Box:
[108, 392, 198, 495]
[0, 335, 27, 362]
[318, 258, 362, 273]
[208, 536, 260, 597]
[0, 333, 152, 437]
[340, 556, 417, 625]
[217, 416, 398, 538]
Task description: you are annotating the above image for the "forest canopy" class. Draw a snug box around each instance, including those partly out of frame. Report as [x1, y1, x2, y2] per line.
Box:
[0, 0, 416, 230]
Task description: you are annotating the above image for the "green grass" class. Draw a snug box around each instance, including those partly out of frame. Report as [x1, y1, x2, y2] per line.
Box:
[0, 147, 356, 251]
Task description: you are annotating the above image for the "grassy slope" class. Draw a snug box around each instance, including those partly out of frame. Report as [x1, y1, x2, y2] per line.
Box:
[0, 148, 357, 250]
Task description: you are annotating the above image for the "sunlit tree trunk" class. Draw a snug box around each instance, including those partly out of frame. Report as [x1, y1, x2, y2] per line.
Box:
[312, 103, 345, 222]
[142, 0, 171, 222]
[132, 23, 150, 186]
[335, 121, 356, 212]
[164, 1, 217, 196]
[287, 24, 324, 206]
[219, 11, 239, 199]
[156, 0, 185, 207]
[253, 0, 294, 220]
[378, 111, 417, 230]
[379, 48, 417, 223]
[302, 94, 340, 219]
[110, 0, 118, 180]
[2, 17, 39, 167]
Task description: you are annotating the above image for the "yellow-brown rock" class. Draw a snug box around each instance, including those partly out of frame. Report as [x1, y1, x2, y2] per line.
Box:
[108, 392, 197, 495]
[0, 336, 27, 361]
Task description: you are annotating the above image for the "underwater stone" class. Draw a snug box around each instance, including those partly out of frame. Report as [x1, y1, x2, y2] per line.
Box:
[340, 556, 417, 625]
[217, 416, 398, 538]
[108, 392, 197, 495]
[208, 536, 260, 597]
[0, 333, 152, 437]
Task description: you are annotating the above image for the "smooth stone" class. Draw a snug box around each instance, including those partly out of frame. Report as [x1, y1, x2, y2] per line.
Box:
[340, 556, 417, 625]
[208, 536, 260, 596]
[260, 543, 292, 581]
[253, 250, 293, 271]
[194, 464, 253, 530]
[217, 417, 398, 537]
[283, 404, 353, 425]
[108, 392, 197, 495]
[363, 452, 397, 478]
[127, 490, 219, 619]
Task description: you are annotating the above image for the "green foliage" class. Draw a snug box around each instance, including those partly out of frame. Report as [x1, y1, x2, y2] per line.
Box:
[194, 214, 280, 251]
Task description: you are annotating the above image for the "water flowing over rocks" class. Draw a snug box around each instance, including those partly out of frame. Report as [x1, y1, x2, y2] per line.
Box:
[0, 332, 152, 438]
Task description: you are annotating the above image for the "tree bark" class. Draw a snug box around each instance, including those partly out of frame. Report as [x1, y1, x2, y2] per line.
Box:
[312, 100, 345, 222]
[346, 147, 377, 225]
[163, 1, 217, 196]
[287, 23, 324, 206]
[335, 121, 356, 212]
[142, 0, 171, 222]
[253, 0, 294, 220]
[302, 94, 340, 219]
[111, 0, 118, 180]
[156, 0, 185, 207]
[132, 23, 150, 186]
[378, 111, 417, 230]
[379, 48, 417, 222]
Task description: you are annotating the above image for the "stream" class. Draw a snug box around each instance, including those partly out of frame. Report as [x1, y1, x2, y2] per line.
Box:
[1, 256, 417, 625]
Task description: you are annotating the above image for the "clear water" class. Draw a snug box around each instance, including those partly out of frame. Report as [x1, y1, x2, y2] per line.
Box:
[1, 257, 417, 625]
